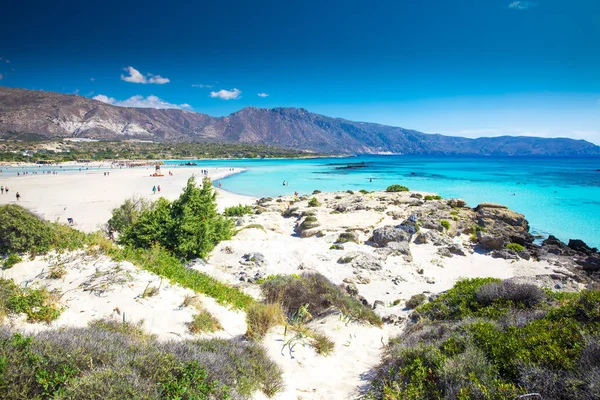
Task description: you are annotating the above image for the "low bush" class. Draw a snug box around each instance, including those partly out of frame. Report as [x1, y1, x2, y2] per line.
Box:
[385, 184, 409, 192]
[406, 293, 427, 309]
[311, 331, 335, 356]
[109, 245, 254, 310]
[0, 323, 283, 399]
[2, 253, 22, 269]
[245, 302, 286, 340]
[224, 204, 254, 217]
[312, 190, 321, 194]
[0, 204, 87, 256]
[424, 195, 443, 201]
[366, 279, 600, 400]
[440, 220, 450, 230]
[336, 232, 358, 243]
[261, 273, 381, 326]
[112, 177, 235, 260]
[0, 278, 62, 323]
[506, 242, 525, 252]
[308, 197, 321, 207]
[188, 311, 223, 334]
[475, 280, 546, 308]
[299, 216, 319, 231]
[359, 189, 369, 194]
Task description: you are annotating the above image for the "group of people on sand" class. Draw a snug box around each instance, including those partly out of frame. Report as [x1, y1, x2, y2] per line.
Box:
[0, 185, 20, 201]
[152, 185, 161, 194]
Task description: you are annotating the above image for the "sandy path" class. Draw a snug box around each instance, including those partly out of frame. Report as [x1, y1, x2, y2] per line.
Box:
[0, 165, 255, 232]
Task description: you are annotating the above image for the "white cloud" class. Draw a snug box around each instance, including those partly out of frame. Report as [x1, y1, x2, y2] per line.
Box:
[257, 92, 269, 97]
[121, 66, 170, 84]
[192, 84, 213, 88]
[509, 1, 536, 10]
[210, 88, 241, 100]
[93, 94, 191, 110]
[148, 74, 170, 84]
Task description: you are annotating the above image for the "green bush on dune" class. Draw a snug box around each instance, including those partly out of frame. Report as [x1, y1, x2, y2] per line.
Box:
[366, 278, 600, 400]
[110, 176, 235, 260]
[0, 320, 283, 399]
[223, 204, 254, 217]
[385, 184, 409, 192]
[0, 204, 87, 256]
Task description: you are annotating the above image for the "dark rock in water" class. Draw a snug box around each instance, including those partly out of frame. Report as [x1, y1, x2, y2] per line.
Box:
[543, 235, 566, 247]
[568, 239, 598, 255]
[371, 226, 411, 247]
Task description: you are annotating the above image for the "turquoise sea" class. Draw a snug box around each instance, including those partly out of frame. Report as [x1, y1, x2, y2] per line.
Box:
[164, 156, 600, 248]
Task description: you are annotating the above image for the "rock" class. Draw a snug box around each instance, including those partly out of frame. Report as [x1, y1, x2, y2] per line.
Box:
[447, 244, 466, 256]
[568, 239, 598, 255]
[426, 277, 436, 284]
[420, 218, 444, 232]
[343, 278, 355, 284]
[352, 254, 384, 271]
[414, 232, 428, 244]
[371, 225, 411, 247]
[518, 249, 531, 260]
[410, 193, 423, 199]
[186, 258, 207, 269]
[357, 296, 369, 306]
[397, 219, 419, 236]
[437, 247, 453, 258]
[382, 314, 405, 325]
[428, 230, 454, 247]
[241, 252, 266, 266]
[355, 275, 371, 284]
[372, 300, 385, 309]
[475, 202, 508, 210]
[447, 198, 467, 208]
[491, 249, 519, 260]
[345, 283, 359, 296]
[576, 255, 600, 272]
[386, 211, 403, 220]
[417, 268, 424, 275]
[477, 231, 505, 250]
[387, 241, 413, 262]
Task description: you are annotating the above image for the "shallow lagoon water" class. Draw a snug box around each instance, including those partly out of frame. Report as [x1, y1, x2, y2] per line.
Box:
[165, 155, 600, 248]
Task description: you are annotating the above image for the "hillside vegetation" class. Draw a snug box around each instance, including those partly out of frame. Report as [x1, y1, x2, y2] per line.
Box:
[366, 278, 600, 400]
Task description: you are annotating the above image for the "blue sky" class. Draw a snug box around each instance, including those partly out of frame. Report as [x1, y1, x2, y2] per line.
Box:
[1, 0, 599, 143]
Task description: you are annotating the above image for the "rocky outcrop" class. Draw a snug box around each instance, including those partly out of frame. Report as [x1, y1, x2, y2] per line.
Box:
[474, 203, 533, 250]
[370, 226, 411, 247]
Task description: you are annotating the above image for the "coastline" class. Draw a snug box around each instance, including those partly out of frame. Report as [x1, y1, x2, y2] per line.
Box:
[0, 164, 255, 232]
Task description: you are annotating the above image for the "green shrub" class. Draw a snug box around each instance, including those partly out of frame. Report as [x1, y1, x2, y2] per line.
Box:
[0, 324, 283, 399]
[245, 303, 286, 340]
[406, 293, 427, 309]
[2, 254, 22, 269]
[312, 331, 335, 356]
[114, 177, 235, 260]
[299, 216, 319, 231]
[0, 205, 86, 256]
[386, 184, 409, 192]
[224, 204, 254, 217]
[308, 197, 320, 207]
[0, 278, 62, 323]
[261, 273, 381, 326]
[312, 190, 321, 194]
[506, 243, 525, 252]
[424, 195, 443, 201]
[440, 220, 450, 230]
[336, 232, 358, 243]
[188, 311, 223, 334]
[110, 245, 253, 310]
[359, 189, 369, 194]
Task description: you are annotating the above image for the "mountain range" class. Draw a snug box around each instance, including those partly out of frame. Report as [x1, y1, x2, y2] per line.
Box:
[1, 86, 598, 156]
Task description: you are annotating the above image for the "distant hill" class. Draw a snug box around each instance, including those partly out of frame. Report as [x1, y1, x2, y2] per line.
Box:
[1, 86, 598, 156]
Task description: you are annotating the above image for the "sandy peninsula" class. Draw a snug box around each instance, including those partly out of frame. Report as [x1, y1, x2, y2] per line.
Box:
[1, 163, 593, 399]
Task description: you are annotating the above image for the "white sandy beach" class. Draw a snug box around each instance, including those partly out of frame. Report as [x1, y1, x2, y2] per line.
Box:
[0, 165, 584, 400]
[0, 164, 255, 232]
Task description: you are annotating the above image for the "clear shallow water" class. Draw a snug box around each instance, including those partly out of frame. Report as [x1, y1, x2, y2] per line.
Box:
[164, 156, 600, 248]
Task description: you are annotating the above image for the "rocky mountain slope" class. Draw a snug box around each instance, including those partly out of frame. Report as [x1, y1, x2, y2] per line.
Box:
[1, 86, 599, 155]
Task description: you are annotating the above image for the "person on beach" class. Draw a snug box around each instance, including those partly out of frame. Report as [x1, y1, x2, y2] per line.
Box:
[1, 186, 3, 194]
[4, 187, 8, 194]
[157, 185, 161, 193]
[152, 186, 157, 195]
[16, 192, 21, 201]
